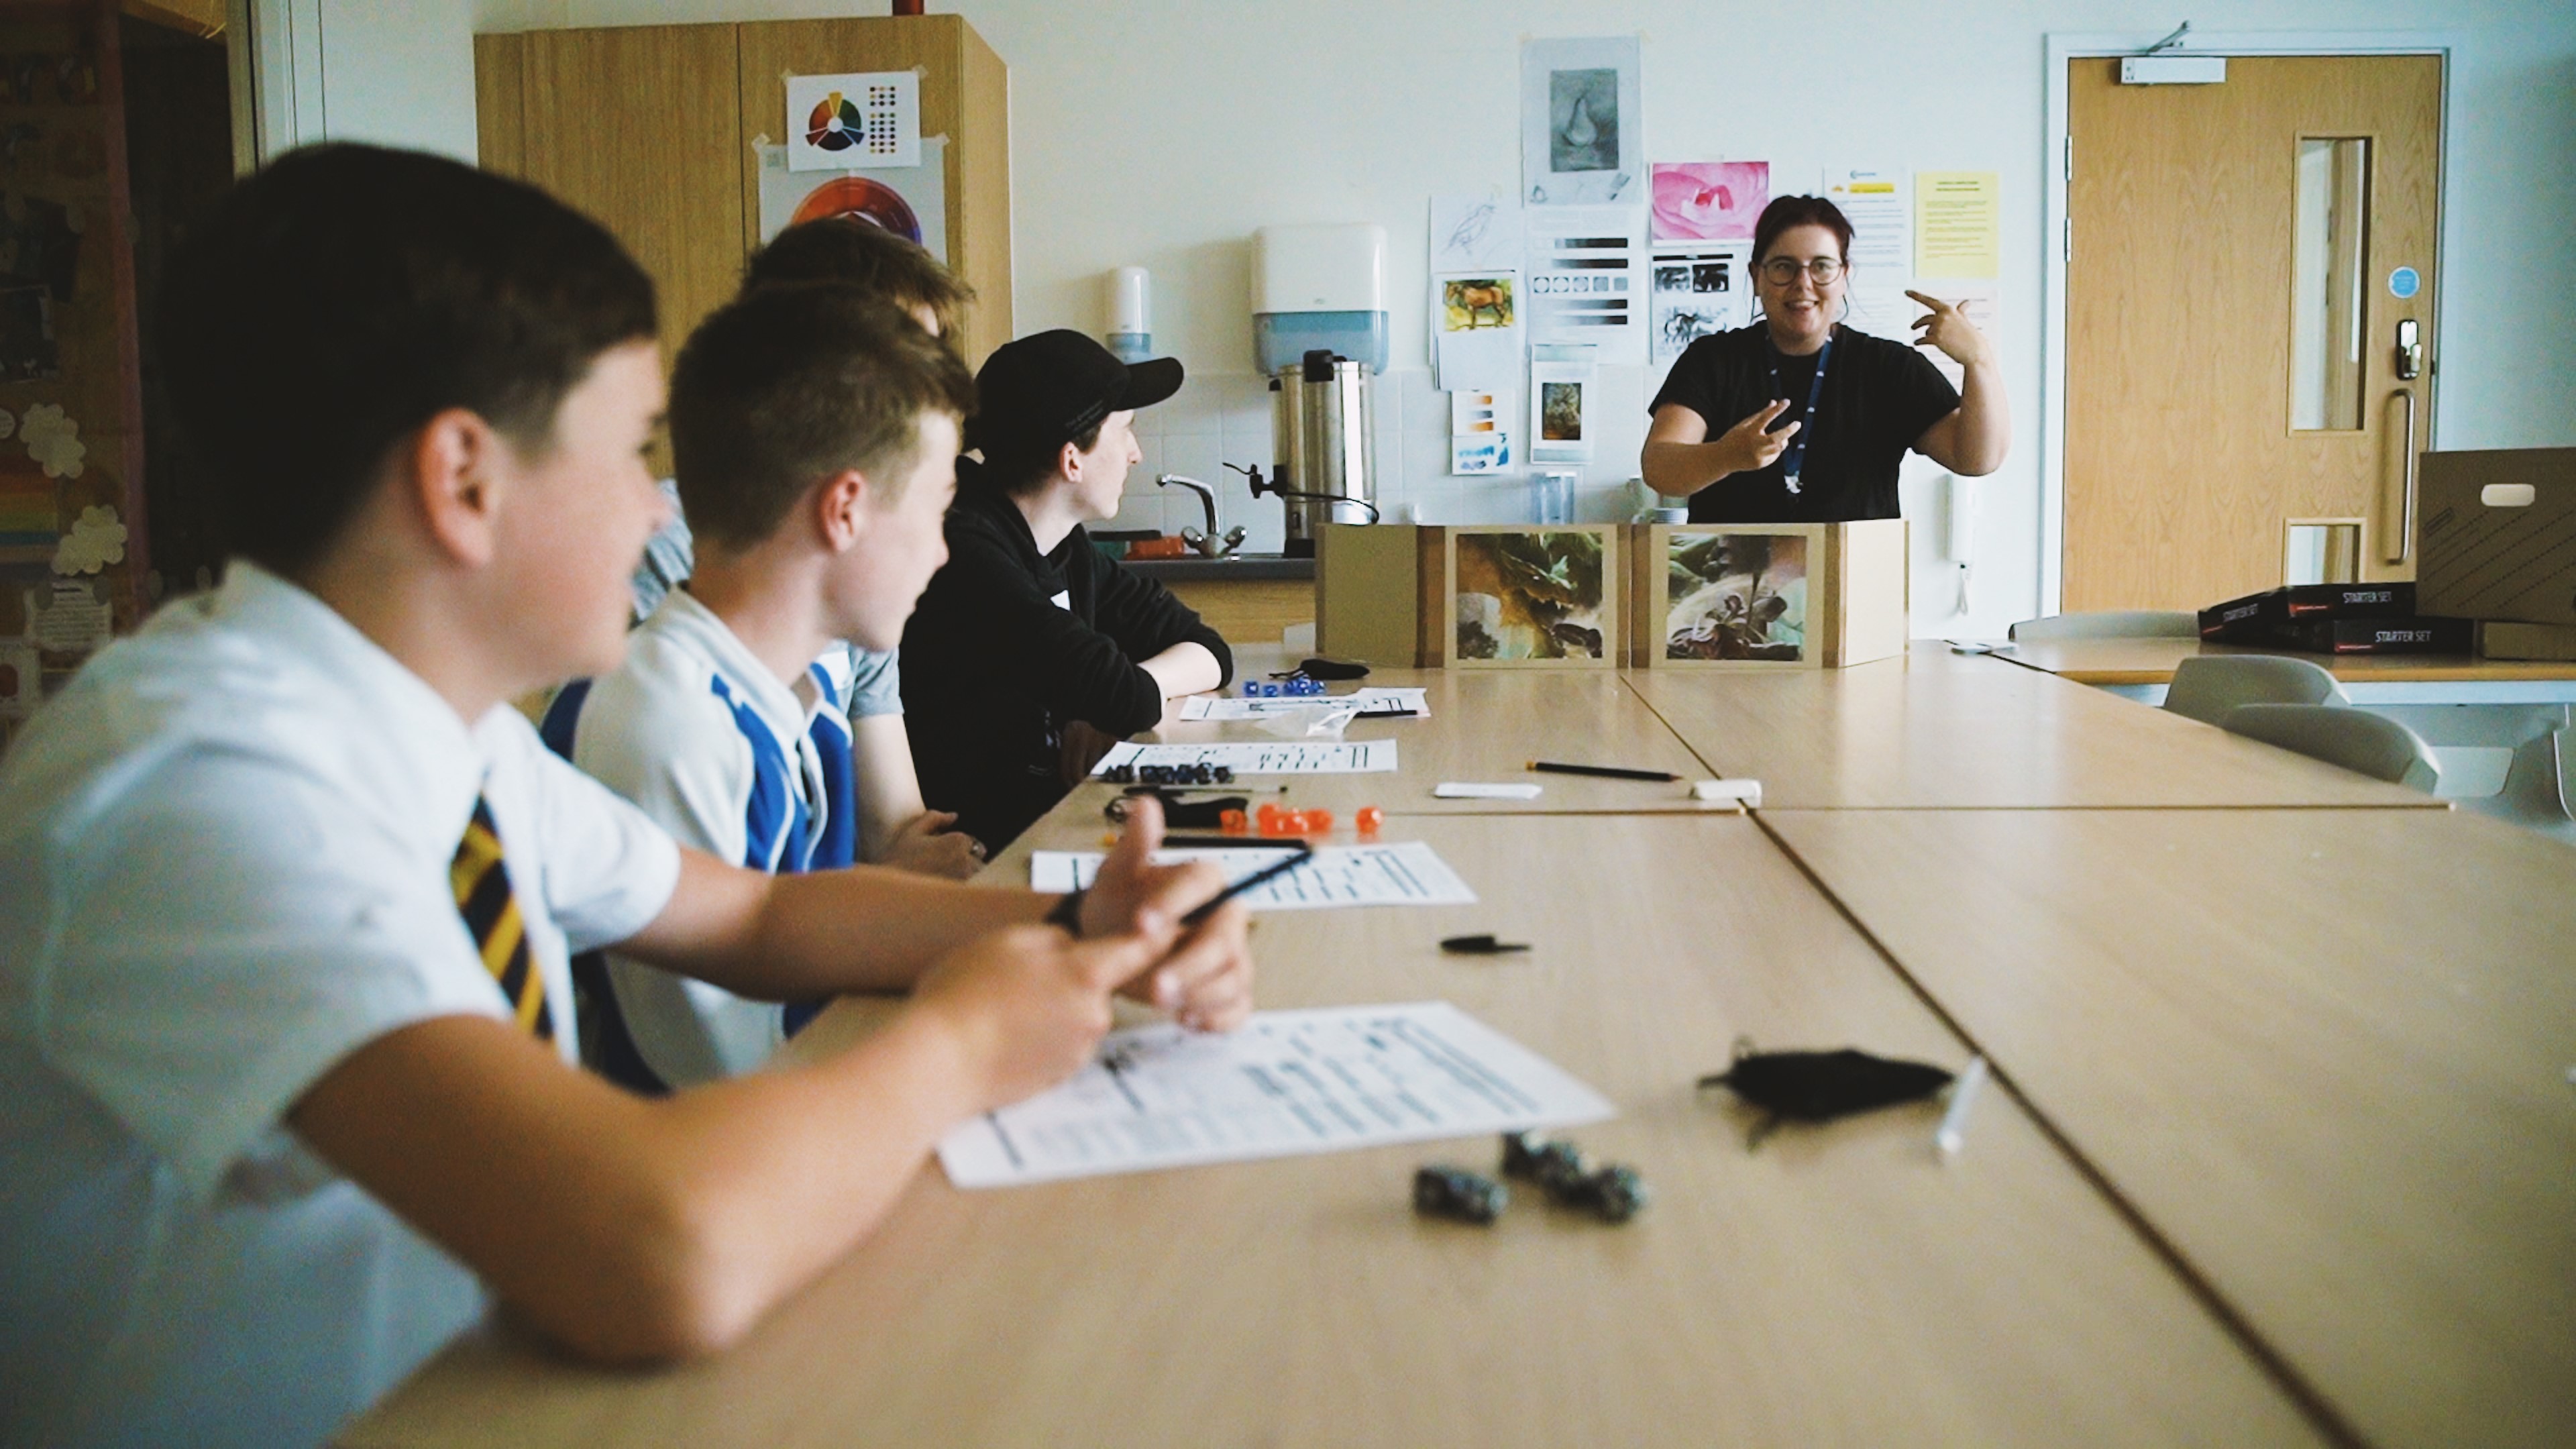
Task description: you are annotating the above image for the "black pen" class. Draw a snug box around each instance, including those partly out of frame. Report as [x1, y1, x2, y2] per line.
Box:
[1353, 708, 1421, 718]
[1181, 841, 1314, 925]
[1527, 759, 1682, 783]
[1160, 833, 1303, 850]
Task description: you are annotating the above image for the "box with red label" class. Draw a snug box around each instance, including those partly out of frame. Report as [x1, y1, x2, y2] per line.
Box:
[2259, 616, 2473, 655]
[2198, 583, 2414, 641]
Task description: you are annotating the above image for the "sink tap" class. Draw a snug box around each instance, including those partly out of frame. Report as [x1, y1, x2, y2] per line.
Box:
[1155, 474, 1246, 557]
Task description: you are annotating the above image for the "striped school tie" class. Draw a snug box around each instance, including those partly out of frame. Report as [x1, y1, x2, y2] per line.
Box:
[451, 795, 554, 1040]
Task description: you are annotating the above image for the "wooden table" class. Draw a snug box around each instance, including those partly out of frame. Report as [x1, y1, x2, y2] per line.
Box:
[1130, 666, 1731, 817]
[1760, 805, 2576, 1449]
[1993, 637, 2576, 702]
[347, 815, 2322, 1448]
[1627, 644, 2445, 810]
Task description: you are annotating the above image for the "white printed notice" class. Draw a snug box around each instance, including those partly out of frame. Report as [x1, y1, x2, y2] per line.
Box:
[1092, 740, 1397, 775]
[937, 1001, 1615, 1188]
[1030, 841, 1477, 911]
[1179, 688, 1429, 721]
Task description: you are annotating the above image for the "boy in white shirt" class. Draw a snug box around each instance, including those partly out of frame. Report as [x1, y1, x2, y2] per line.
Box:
[572, 287, 1019, 1088]
[0, 144, 1252, 1448]
[610, 218, 980, 880]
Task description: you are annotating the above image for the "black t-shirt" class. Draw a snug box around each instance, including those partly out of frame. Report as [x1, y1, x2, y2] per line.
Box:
[1650, 323, 1960, 523]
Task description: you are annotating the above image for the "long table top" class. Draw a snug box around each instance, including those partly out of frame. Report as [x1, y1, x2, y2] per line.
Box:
[1130, 665, 1729, 817]
[347, 814, 2324, 1448]
[1993, 636, 2576, 687]
[1761, 805, 2576, 1449]
[342, 644, 2567, 1449]
[1628, 644, 2444, 810]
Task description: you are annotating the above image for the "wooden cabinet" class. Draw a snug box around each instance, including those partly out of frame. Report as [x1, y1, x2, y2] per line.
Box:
[474, 15, 1010, 384]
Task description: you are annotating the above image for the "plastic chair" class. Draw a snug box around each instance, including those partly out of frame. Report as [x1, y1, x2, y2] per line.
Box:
[2007, 610, 2200, 642]
[2222, 703, 2440, 792]
[2161, 654, 2348, 726]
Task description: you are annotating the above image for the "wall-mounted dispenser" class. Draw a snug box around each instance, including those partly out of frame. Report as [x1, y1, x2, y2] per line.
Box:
[1252, 224, 1388, 556]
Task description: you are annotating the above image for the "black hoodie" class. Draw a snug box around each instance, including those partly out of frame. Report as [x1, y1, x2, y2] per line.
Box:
[899, 463, 1233, 849]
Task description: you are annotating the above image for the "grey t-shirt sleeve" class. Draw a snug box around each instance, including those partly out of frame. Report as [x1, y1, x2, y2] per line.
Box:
[845, 647, 903, 718]
[631, 478, 694, 625]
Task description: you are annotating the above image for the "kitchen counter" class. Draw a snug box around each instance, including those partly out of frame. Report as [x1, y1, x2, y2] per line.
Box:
[1116, 553, 1315, 583]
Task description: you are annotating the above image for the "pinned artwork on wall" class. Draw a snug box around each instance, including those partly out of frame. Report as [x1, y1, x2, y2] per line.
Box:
[1520, 38, 1642, 207]
[1650, 162, 1767, 243]
[1528, 343, 1597, 465]
[1630, 525, 1825, 670]
[0, 453, 49, 564]
[1446, 524, 1620, 669]
[50, 501, 119, 575]
[1648, 244, 1750, 376]
[20, 400, 81, 476]
[755, 139, 948, 261]
[785, 70, 920, 172]
[27, 576, 109, 655]
[1432, 271, 1519, 392]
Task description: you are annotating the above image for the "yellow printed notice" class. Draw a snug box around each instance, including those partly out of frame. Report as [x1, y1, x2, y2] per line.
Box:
[1914, 170, 2000, 279]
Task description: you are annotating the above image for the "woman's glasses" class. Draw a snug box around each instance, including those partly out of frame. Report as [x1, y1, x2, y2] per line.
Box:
[1759, 257, 1845, 286]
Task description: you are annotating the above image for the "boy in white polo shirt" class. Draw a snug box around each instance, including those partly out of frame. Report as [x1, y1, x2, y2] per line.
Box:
[0, 144, 1252, 1449]
[606, 219, 981, 881]
[576, 286, 1190, 1089]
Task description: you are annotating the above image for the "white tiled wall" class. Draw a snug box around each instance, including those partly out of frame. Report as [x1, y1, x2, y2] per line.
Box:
[1127, 364, 1658, 549]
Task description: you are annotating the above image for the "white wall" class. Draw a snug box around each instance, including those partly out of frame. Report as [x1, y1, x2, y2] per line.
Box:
[465, 0, 2576, 635]
[313, 0, 479, 161]
[246, 0, 480, 162]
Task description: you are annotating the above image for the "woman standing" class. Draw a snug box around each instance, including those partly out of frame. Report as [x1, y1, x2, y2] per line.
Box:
[1642, 195, 2007, 522]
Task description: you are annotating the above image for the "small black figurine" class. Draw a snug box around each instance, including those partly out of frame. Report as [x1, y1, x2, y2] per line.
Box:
[1412, 1165, 1507, 1225]
[1566, 1164, 1650, 1224]
[1697, 1036, 1955, 1148]
[1499, 1131, 1589, 1198]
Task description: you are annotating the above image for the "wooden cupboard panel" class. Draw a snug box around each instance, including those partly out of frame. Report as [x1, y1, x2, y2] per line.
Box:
[470, 34, 526, 182]
[511, 23, 744, 391]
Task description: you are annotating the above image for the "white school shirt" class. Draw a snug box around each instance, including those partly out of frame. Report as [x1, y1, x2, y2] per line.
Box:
[573, 590, 847, 1087]
[0, 563, 681, 1449]
[627, 477, 906, 717]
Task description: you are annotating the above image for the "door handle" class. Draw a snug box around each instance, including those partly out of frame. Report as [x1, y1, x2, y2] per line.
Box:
[2394, 317, 2422, 381]
[2382, 388, 2416, 566]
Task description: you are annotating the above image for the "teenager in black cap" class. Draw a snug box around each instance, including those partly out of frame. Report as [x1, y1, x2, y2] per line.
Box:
[900, 329, 1232, 849]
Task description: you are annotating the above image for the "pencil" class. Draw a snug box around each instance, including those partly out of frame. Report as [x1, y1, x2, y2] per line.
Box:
[1934, 1056, 1990, 1159]
[1181, 841, 1314, 925]
[1527, 760, 1681, 783]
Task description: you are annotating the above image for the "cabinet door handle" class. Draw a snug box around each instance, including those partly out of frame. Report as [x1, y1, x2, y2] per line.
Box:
[2382, 388, 2416, 566]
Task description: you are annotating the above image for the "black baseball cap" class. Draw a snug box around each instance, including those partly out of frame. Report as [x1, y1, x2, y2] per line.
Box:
[966, 327, 1183, 458]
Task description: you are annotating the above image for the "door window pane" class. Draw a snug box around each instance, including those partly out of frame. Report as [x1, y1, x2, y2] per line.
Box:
[2285, 521, 2361, 585]
[2290, 138, 2369, 431]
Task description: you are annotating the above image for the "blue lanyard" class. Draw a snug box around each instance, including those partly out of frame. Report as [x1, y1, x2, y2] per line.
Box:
[1765, 333, 1832, 495]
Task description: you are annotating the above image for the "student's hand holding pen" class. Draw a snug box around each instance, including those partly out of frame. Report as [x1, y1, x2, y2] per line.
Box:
[908, 924, 1177, 1114]
[1081, 794, 1258, 1032]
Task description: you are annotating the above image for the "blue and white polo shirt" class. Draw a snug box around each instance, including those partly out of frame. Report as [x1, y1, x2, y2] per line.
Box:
[569, 589, 887, 1087]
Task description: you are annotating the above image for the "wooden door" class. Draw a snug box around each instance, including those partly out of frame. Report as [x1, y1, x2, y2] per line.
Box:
[2064, 56, 2442, 610]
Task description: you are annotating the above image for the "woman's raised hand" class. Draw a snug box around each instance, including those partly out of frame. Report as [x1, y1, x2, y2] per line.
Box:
[1905, 290, 1994, 370]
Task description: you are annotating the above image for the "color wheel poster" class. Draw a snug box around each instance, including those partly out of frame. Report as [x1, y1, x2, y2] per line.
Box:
[756, 138, 948, 262]
[785, 70, 920, 172]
